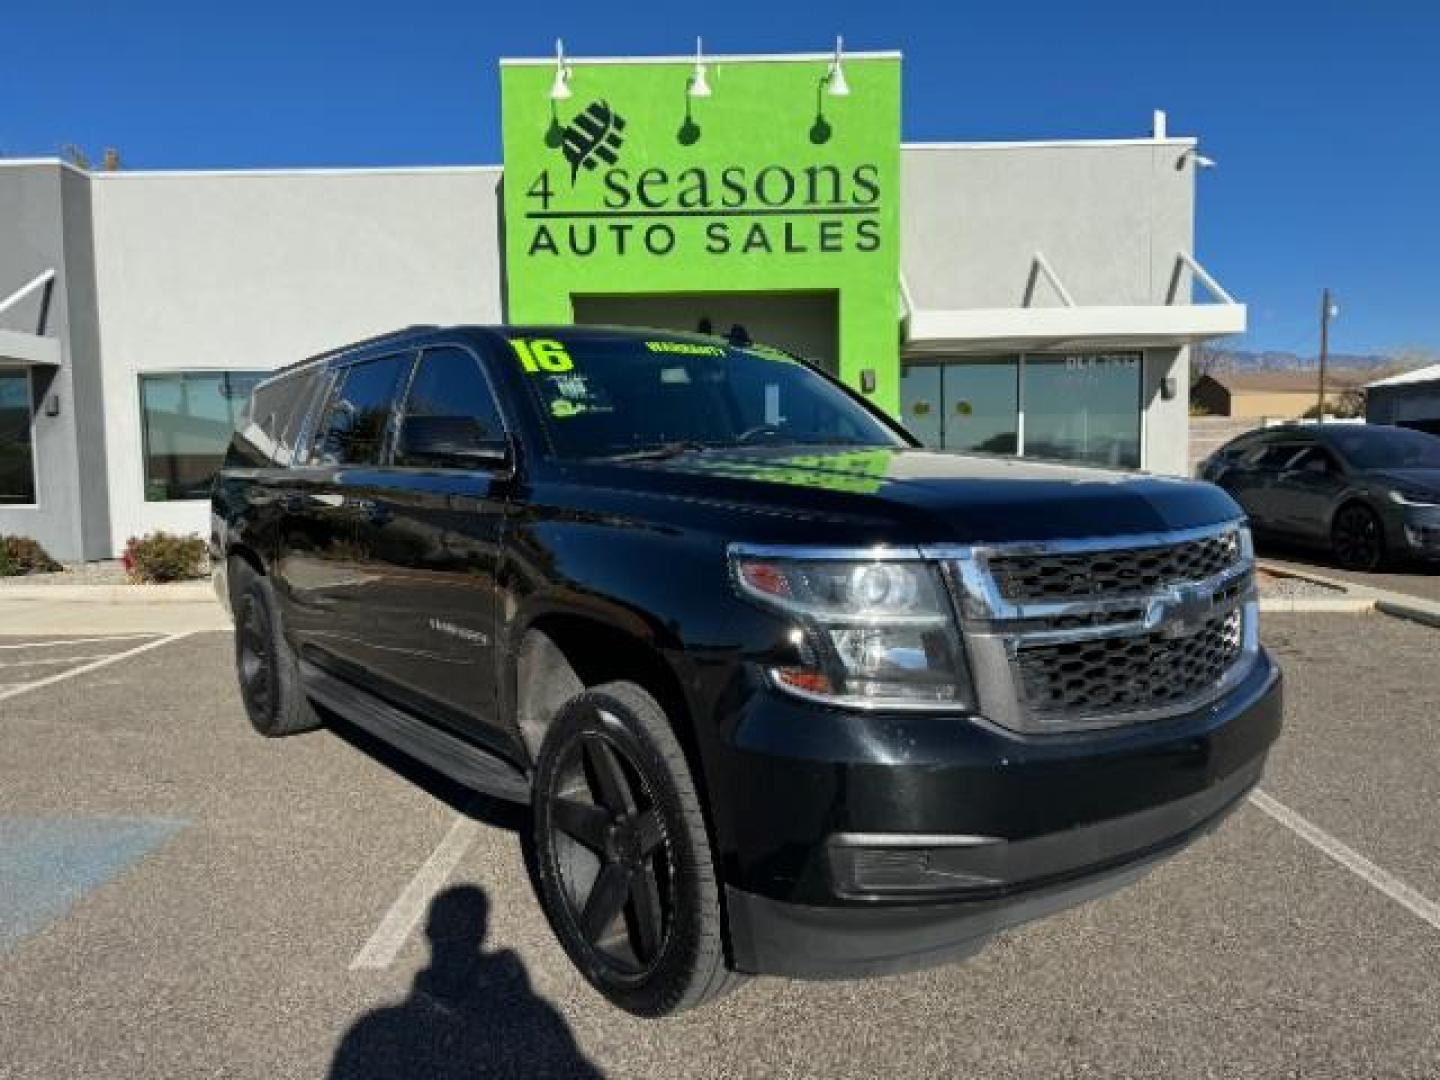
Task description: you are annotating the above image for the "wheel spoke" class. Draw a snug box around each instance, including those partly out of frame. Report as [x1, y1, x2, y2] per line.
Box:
[625, 863, 665, 964]
[632, 808, 666, 858]
[584, 737, 633, 816]
[579, 861, 631, 944]
[549, 796, 611, 852]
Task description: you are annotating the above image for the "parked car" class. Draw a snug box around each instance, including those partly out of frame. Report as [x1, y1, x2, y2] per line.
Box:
[1198, 423, 1440, 571]
[212, 325, 1282, 1016]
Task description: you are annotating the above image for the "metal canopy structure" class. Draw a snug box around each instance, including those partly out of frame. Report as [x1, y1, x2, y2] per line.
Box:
[0, 269, 61, 368]
[901, 251, 1246, 355]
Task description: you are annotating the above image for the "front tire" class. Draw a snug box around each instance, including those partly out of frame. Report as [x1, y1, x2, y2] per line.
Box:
[233, 564, 322, 737]
[1331, 503, 1386, 571]
[532, 682, 740, 1016]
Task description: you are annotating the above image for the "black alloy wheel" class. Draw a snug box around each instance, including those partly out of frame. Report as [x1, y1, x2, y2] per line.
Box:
[532, 682, 738, 1016]
[547, 729, 673, 978]
[1332, 503, 1385, 571]
[237, 590, 275, 719]
[232, 565, 322, 737]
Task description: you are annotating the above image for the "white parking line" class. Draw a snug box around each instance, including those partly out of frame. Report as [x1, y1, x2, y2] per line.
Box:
[0, 633, 159, 651]
[1251, 789, 1440, 932]
[350, 814, 480, 970]
[0, 653, 125, 669]
[0, 632, 195, 703]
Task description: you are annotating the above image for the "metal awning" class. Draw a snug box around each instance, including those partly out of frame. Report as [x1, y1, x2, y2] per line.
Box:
[0, 329, 60, 369]
[0, 269, 61, 368]
[902, 251, 1246, 355]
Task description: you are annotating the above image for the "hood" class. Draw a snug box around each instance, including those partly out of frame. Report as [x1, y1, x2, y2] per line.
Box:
[557, 446, 1242, 546]
[1364, 468, 1440, 497]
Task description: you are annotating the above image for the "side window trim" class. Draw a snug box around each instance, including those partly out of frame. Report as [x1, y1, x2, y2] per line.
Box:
[390, 341, 513, 472]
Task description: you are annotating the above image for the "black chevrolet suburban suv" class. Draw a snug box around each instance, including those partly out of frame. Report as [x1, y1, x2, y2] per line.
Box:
[212, 325, 1282, 1016]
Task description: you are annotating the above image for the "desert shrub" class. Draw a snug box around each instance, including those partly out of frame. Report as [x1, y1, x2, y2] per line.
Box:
[0, 535, 63, 577]
[123, 531, 208, 583]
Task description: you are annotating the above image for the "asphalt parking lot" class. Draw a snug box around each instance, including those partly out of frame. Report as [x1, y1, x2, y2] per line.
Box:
[3, 615, 1440, 1079]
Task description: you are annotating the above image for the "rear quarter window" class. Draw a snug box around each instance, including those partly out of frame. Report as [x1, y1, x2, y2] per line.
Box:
[227, 366, 326, 468]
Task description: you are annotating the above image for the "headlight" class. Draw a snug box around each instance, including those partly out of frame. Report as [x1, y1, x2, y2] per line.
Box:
[731, 552, 973, 710]
[1389, 489, 1440, 508]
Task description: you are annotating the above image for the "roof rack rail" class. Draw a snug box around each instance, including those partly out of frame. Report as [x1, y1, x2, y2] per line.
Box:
[267, 324, 439, 379]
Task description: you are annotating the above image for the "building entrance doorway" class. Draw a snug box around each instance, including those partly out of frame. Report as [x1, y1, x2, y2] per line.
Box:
[571, 292, 839, 376]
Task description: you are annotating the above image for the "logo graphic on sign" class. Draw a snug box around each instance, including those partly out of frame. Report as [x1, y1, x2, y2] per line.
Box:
[560, 100, 627, 185]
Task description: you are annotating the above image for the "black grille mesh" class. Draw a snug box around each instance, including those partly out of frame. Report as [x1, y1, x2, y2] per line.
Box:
[1017, 609, 1244, 719]
[990, 530, 1242, 602]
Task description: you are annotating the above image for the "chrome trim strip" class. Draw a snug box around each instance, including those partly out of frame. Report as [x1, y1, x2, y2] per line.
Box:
[829, 832, 1000, 848]
[918, 519, 1248, 562]
[727, 542, 925, 562]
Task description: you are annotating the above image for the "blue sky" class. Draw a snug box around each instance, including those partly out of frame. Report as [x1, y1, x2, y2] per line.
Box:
[4, 0, 1436, 357]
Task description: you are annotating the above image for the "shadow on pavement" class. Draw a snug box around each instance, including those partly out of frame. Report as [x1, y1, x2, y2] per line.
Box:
[330, 884, 603, 1080]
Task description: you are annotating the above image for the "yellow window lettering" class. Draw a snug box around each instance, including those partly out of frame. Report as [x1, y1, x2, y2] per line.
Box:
[510, 338, 574, 373]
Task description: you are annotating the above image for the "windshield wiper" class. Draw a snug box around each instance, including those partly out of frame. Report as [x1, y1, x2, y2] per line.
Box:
[601, 440, 714, 462]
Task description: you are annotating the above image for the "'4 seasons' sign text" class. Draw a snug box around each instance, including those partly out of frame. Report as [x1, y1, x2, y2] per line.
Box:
[521, 99, 884, 260]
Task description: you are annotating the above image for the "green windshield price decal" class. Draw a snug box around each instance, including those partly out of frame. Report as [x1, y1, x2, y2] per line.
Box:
[510, 338, 574, 373]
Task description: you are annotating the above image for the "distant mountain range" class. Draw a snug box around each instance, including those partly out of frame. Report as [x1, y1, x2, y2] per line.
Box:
[1197, 347, 1433, 379]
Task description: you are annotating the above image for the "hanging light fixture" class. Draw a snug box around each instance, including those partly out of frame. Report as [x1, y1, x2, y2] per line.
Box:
[825, 35, 850, 97]
[688, 36, 712, 98]
[549, 38, 573, 101]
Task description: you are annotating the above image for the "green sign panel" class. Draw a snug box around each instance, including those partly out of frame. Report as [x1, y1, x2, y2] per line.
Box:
[500, 53, 902, 412]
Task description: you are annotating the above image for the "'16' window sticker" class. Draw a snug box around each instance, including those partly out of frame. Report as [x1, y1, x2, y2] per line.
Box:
[510, 338, 574, 373]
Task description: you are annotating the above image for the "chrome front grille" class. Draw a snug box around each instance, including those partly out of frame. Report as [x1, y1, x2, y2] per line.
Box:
[988, 529, 1243, 602]
[1016, 607, 1244, 719]
[931, 521, 1259, 734]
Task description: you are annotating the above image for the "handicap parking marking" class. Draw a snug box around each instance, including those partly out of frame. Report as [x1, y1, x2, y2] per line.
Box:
[1251, 789, 1440, 933]
[0, 816, 187, 954]
[0, 632, 194, 704]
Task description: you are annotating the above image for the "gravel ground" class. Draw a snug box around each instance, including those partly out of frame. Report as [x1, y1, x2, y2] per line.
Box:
[1255, 568, 1346, 599]
[0, 561, 130, 589]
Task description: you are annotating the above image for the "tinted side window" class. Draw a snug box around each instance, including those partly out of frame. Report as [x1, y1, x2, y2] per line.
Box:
[395, 347, 506, 466]
[1250, 443, 1307, 471]
[313, 355, 412, 466]
[1288, 446, 1339, 474]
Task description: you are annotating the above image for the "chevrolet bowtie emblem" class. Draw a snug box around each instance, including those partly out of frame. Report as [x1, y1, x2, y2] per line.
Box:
[1144, 583, 1213, 639]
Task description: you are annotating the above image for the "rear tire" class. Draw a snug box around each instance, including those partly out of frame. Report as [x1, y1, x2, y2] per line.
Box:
[1331, 503, 1386, 572]
[532, 681, 742, 1016]
[233, 563, 322, 737]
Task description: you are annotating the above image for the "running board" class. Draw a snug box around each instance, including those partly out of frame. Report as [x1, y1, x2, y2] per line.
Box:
[301, 661, 531, 803]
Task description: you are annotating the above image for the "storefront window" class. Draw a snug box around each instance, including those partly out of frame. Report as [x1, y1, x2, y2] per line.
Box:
[941, 358, 1019, 454]
[140, 371, 269, 501]
[0, 371, 36, 505]
[901, 353, 1142, 468]
[1022, 353, 1141, 468]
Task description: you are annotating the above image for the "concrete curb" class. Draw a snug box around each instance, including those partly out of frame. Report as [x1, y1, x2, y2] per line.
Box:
[1257, 559, 1440, 628]
[0, 581, 215, 605]
[1258, 596, 1375, 614]
[1375, 599, 1440, 631]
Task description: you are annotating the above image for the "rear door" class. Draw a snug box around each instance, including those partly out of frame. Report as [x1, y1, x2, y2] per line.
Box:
[350, 344, 513, 742]
[276, 352, 414, 670]
[1219, 437, 1305, 531]
[1269, 443, 1348, 538]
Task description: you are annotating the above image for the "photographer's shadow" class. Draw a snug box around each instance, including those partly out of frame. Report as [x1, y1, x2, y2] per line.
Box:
[330, 884, 603, 1079]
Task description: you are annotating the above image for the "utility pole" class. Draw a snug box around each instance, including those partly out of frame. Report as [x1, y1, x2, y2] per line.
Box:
[1316, 288, 1335, 425]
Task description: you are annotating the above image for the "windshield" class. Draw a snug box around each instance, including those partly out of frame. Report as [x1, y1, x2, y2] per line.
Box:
[1328, 426, 1440, 470]
[503, 333, 908, 459]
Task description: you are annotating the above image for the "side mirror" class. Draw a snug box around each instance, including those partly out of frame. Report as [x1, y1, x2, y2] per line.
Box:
[1301, 456, 1333, 475]
[396, 415, 511, 470]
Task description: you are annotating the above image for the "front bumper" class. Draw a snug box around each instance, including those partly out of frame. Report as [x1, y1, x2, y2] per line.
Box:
[1399, 505, 1440, 558]
[716, 650, 1282, 978]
